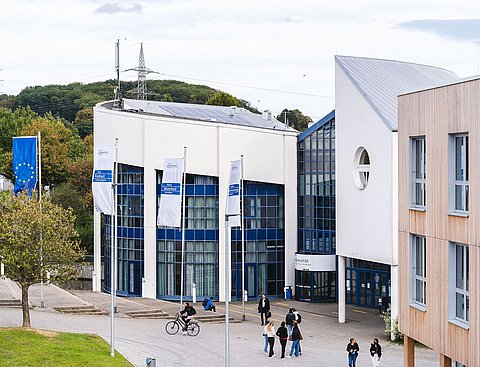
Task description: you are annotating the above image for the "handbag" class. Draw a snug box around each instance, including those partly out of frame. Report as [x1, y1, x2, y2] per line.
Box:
[266, 311, 272, 318]
[299, 332, 303, 341]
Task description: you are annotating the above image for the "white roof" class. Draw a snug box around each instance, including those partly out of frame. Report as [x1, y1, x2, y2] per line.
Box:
[109, 99, 296, 132]
[335, 55, 459, 131]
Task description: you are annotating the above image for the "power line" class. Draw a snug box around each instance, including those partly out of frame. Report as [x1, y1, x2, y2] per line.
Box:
[131, 72, 334, 99]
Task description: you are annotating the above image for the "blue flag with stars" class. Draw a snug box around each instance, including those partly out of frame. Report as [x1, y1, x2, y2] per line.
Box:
[13, 136, 37, 194]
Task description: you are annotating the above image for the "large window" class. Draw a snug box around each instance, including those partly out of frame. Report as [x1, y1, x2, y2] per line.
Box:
[297, 116, 336, 255]
[449, 243, 469, 326]
[411, 137, 426, 208]
[450, 134, 469, 213]
[410, 235, 426, 308]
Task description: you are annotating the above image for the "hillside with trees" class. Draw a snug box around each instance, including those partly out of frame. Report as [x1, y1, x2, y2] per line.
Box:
[0, 79, 311, 255]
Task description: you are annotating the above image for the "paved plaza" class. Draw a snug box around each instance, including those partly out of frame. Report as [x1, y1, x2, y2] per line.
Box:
[0, 282, 439, 367]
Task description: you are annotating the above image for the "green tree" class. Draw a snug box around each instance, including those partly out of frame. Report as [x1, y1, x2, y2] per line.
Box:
[73, 108, 94, 139]
[0, 192, 84, 327]
[206, 91, 241, 107]
[276, 109, 313, 131]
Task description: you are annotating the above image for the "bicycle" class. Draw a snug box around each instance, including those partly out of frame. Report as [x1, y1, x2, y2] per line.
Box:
[165, 313, 200, 336]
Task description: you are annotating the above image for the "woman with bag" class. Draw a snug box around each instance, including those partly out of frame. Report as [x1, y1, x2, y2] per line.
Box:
[276, 321, 288, 359]
[369, 338, 382, 366]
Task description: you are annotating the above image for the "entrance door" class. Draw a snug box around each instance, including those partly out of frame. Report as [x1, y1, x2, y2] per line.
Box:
[128, 261, 142, 296]
[236, 263, 257, 300]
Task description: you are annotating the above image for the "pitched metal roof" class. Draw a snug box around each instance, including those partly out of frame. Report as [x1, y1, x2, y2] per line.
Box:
[335, 56, 459, 131]
[111, 99, 297, 132]
[298, 110, 335, 142]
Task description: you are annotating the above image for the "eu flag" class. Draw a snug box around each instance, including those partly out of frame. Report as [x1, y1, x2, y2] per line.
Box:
[13, 136, 37, 194]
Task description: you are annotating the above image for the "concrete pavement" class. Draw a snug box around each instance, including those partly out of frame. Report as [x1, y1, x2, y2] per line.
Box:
[0, 284, 440, 367]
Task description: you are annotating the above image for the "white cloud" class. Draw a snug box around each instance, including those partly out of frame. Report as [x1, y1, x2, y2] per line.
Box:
[95, 3, 142, 14]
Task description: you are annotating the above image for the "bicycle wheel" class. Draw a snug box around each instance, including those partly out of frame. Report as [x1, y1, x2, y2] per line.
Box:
[165, 320, 180, 335]
[186, 322, 200, 336]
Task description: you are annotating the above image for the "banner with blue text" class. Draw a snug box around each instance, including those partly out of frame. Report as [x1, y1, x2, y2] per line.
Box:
[92, 144, 114, 215]
[12, 136, 37, 194]
[157, 158, 185, 227]
[225, 160, 242, 223]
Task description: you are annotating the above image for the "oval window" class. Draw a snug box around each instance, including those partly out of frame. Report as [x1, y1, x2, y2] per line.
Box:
[353, 147, 370, 190]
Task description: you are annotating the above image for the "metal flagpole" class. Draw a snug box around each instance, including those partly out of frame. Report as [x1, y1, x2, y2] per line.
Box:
[240, 155, 245, 321]
[224, 215, 230, 367]
[110, 138, 118, 357]
[180, 146, 187, 310]
[38, 131, 45, 308]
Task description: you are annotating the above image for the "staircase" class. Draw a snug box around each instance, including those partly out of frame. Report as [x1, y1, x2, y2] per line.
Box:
[124, 309, 171, 319]
[194, 314, 238, 323]
[0, 278, 22, 308]
[54, 305, 108, 315]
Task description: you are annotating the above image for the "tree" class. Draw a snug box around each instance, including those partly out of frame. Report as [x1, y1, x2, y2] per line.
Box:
[73, 108, 94, 139]
[0, 193, 84, 327]
[276, 109, 313, 132]
[206, 91, 241, 107]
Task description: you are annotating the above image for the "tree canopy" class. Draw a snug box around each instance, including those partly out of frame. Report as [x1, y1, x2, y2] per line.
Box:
[0, 193, 84, 327]
[276, 109, 313, 132]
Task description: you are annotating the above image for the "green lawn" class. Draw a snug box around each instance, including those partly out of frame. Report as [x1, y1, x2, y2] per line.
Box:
[0, 328, 133, 367]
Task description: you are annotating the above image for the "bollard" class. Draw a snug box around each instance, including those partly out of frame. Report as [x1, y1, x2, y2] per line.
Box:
[244, 289, 248, 302]
[192, 283, 197, 304]
[146, 357, 156, 367]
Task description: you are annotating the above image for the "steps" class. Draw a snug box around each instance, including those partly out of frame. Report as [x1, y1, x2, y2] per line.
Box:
[194, 314, 238, 323]
[0, 299, 22, 308]
[54, 305, 108, 315]
[124, 309, 171, 319]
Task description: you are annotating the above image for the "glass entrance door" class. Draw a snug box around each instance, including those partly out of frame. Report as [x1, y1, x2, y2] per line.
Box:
[236, 263, 257, 300]
[346, 267, 390, 308]
[128, 261, 142, 296]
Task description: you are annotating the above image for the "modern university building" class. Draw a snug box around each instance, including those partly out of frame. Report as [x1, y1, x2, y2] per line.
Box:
[92, 99, 298, 302]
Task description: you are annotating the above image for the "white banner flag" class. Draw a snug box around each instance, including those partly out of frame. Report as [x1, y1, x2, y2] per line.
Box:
[226, 160, 242, 218]
[92, 145, 115, 215]
[157, 158, 185, 227]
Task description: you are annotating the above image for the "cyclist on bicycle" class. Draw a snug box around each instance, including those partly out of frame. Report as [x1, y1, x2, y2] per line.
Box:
[179, 302, 196, 330]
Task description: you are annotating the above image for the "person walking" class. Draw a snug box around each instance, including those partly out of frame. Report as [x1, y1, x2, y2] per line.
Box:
[288, 321, 301, 358]
[285, 308, 295, 337]
[346, 338, 360, 367]
[276, 321, 288, 359]
[293, 308, 303, 355]
[369, 338, 382, 366]
[257, 293, 271, 326]
[264, 321, 276, 357]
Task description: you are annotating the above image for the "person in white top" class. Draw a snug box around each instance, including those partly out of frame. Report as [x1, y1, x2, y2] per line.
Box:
[264, 321, 276, 357]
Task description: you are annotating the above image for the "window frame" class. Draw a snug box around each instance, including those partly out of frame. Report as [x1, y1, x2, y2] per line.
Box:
[448, 242, 469, 328]
[410, 234, 426, 310]
[410, 137, 426, 208]
[449, 133, 469, 214]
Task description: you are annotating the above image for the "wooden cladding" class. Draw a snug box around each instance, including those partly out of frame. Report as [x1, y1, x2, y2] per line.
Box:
[398, 79, 480, 367]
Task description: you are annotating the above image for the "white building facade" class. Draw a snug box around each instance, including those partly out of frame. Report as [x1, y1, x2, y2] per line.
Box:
[334, 56, 458, 327]
[92, 99, 298, 302]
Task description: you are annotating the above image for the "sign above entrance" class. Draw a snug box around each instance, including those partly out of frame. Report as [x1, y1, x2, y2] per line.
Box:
[294, 254, 336, 272]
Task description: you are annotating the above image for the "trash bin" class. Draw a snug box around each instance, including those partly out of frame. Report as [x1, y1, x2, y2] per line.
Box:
[146, 357, 156, 367]
[284, 286, 292, 300]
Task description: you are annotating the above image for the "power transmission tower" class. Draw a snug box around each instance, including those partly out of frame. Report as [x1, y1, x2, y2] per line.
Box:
[125, 43, 157, 100]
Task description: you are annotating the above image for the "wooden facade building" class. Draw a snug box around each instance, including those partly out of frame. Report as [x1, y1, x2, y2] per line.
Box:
[398, 77, 480, 366]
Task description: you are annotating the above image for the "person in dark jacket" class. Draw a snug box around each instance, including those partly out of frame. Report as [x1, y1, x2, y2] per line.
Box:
[346, 338, 360, 367]
[276, 321, 288, 359]
[369, 338, 382, 366]
[285, 308, 295, 337]
[179, 302, 196, 330]
[257, 293, 271, 326]
[288, 321, 301, 358]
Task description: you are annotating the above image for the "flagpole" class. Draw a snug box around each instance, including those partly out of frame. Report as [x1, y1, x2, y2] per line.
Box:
[180, 146, 187, 310]
[224, 215, 230, 367]
[38, 131, 45, 308]
[110, 138, 118, 358]
[240, 155, 245, 321]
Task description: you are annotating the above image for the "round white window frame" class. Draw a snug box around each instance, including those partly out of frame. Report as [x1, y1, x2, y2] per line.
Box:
[353, 147, 371, 190]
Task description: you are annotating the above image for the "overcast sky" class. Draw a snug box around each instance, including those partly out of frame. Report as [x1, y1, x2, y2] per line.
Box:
[1, 0, 480, 120]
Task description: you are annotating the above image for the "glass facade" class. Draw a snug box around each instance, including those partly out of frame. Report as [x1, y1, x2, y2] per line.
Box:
[296, 111, 336, 302]
[156, 173, 219, 301]
[346, 259, 390, 308]
[231, 181, 285, 300]
[104, 164, 144, 297]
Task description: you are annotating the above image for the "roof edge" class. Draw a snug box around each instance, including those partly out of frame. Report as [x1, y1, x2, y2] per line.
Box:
[298, 110, 335, 141]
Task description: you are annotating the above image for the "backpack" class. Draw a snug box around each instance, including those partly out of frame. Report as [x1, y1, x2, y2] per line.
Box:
[286, 313, 295, 325]
[295, 313, 302, 324]
[202, 299, 208, 307]
[190, 307, 197, 315]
